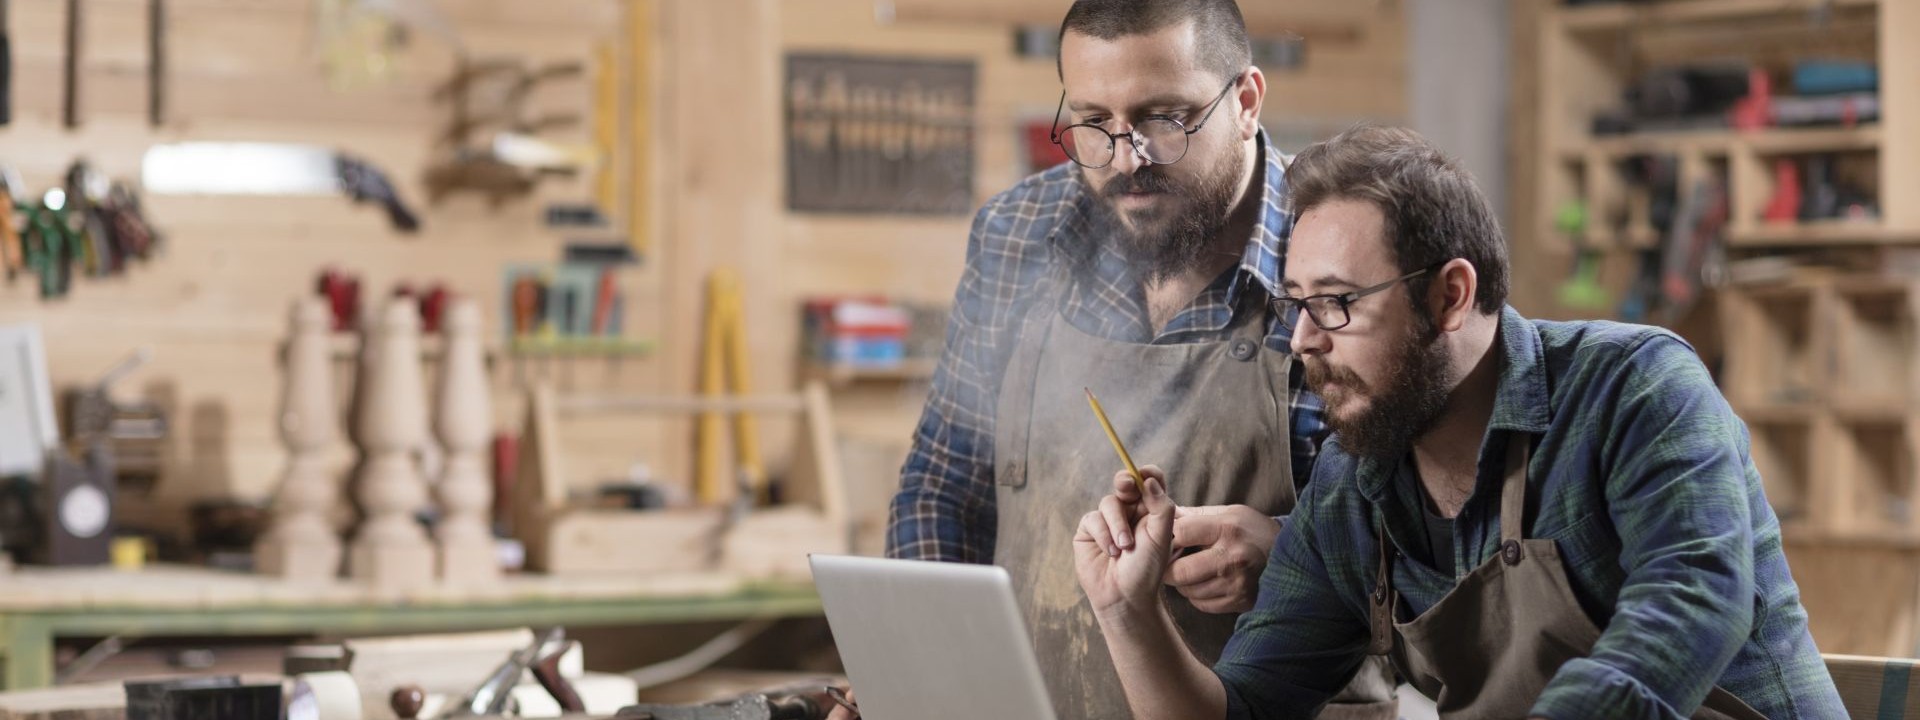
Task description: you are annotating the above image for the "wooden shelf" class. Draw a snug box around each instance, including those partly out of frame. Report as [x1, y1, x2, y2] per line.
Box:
[1728, 221, 1920, 247]
[804, 358, 938, 387]
[1563, 126, 1881, 162]
[323, 335, 654, 361]
[1735, 402, 1823, 424]
[1558, 0, 1878, 33]
[507, 337, 656, 358]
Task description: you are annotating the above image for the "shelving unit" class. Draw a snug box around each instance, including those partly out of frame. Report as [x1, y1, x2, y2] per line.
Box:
[1533, 0, 1919, 255]
[802, 358, 938, 388]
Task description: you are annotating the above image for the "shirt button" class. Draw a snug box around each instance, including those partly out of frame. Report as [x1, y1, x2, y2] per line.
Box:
[1230, 339, 1257, 361]
[1501, 539, 1523, 566]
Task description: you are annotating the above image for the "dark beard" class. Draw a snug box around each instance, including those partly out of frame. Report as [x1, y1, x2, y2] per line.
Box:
[1305, 313, 1454, 462]
[1080, 146, 1245, 285]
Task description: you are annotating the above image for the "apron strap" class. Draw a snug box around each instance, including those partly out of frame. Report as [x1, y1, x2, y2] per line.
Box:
[993, 260, 1071, 489]
[1498, 435, 1532, 545]
[1367, 514, 1395, 655]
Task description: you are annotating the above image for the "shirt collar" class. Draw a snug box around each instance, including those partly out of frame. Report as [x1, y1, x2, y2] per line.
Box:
[1228, 129, 1293, 301]
[1355, 306, 1548, 503]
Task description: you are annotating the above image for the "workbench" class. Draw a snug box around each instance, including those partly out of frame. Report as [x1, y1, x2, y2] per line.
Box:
[0, 565, 822, 691]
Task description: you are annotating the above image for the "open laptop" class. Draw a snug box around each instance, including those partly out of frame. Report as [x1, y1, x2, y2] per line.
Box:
[809, 554, 1058, 720]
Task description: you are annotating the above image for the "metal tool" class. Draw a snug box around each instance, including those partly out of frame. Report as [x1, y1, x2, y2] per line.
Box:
[141, 143, 420, 232]
[149, 0, 164, 127]
[618, 687, 841, 720]
[63, 348, 168, 493]
[530, 642, 585, 713]
[1085, 388, 1142, 492]
[453, 627, 564, 716]
[62, 0, 78, 128]
[1, 0, 12, 126]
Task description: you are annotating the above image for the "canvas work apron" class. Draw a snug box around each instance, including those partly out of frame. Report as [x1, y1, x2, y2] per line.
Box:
[1367, 437, 1769, 719]
[994, 267, 1394, 719]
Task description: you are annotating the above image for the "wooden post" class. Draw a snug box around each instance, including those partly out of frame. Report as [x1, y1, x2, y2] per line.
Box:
[435, 299, 499, 585]
[255, 297, 344, 582]
[348, 301, 437, 591]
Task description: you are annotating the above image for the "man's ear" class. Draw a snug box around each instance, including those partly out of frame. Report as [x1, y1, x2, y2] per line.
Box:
[1432, 259, 1479, 333]
[1235, 67, 1266, 141]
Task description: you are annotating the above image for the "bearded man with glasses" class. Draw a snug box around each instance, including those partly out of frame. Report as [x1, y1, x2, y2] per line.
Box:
[1074, 126, 1843, 720]
[854, 0, 1397, 718]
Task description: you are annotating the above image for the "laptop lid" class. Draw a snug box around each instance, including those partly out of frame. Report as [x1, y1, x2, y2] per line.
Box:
[808, 554, 1058, 720]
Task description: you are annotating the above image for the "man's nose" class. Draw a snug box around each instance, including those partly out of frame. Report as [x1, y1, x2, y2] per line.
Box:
[1290, 312, 1330, 357]
[1109, 132, 1147, 176]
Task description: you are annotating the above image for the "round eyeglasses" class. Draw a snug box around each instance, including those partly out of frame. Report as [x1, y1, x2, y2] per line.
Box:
[1048, 75, 1240, 169]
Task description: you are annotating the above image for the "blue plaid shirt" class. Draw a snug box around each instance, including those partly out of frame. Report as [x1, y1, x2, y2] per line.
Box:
[1217, 308, 1844, 720]
[888, 133, 1326, 564]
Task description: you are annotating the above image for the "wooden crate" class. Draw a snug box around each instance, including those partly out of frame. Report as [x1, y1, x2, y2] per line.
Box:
[511, 382, 851, 579]
[1787, 533, 1920, 658]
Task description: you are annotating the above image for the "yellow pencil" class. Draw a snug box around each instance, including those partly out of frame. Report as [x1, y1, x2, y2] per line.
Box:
[1085, 388, 1143, 493]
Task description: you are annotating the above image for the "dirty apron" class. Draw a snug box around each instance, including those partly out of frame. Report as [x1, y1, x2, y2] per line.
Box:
[994, 266, 1393, 719]
[1366, 437, 1769, 720]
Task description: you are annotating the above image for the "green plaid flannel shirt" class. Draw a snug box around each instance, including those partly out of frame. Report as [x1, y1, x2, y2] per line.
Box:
[1215, 307, 1845, 719]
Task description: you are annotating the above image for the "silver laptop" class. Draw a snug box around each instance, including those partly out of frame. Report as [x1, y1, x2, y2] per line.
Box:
[809, 554, 1058, 720]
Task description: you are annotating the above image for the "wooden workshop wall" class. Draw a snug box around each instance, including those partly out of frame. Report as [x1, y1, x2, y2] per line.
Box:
[0, 0, 671, 528]
[654, 0, 1408, 530]
[2, 0, 1408, 538]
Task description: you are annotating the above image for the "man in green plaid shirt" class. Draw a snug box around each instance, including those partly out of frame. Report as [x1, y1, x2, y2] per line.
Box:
[1074, 126, 1845, 719]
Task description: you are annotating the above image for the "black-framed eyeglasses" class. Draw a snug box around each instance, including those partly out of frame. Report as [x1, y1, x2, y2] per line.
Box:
[1274, 262, 1448, 331]
[1048, 74, 1241, 169]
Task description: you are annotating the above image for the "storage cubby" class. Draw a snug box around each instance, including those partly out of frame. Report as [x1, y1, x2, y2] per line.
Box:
[1830, 416, 1920, 534]
[1747, 416, 1817, 528]
[1832, 283, 1920, 407]
[1719, 285, 1827, 406]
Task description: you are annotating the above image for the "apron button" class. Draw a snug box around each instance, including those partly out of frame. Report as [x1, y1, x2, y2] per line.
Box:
[1230, 339, 1257, 361]
[1501, 539, 1523, 566]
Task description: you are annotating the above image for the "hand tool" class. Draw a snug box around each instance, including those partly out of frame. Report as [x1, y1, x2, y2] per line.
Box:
[698, 268, 765, 507]
[1, 0, 12, 126]
[529, 642, 585, 713]
[455, 627, 561, 716]
[335, 153, 420, 232]
[63, 0, 78, 128]
[141, 143, 421, 232]
[149, 0, 164, 127]
[1085, 388, 1142, 493]
[618, 687, 842, 720]
[1, 189, 20, 280]
[592, 266, 617, 335]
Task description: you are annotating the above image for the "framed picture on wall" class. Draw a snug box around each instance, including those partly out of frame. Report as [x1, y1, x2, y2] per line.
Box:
[785, 54, 977, 215]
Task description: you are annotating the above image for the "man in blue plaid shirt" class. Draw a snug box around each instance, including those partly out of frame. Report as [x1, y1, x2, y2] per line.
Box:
[866, 0, 1397, 718]
[1075, 126, 1843, 719]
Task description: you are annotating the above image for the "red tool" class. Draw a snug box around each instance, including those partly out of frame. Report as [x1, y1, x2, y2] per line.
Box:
[316, 268, 361, 332]
[1762, 159, 1802, 224]
[511, 275, 541, 335]
[419, 284, 449, 334]
[591, 267, 617, 335]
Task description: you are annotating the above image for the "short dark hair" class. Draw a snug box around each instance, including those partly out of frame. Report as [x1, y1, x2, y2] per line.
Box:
[1057, 0, 1251, 85]
[1285, 125, 1510, 316]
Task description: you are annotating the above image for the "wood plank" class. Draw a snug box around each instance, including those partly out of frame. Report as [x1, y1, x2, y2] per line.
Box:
[882, 0, 1390, 43]
[1785, 535, 1920, 657]
[1882, 0, 1920, 231]
[1558, 0, 1878, 32]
